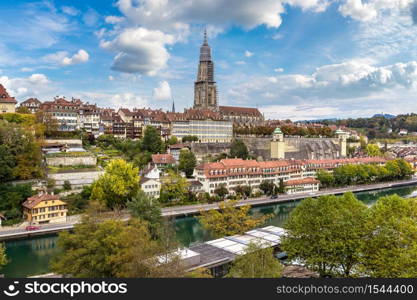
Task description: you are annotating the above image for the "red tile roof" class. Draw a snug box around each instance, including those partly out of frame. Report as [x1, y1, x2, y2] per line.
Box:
[285, 177, 319, 186]
[219, 106, 262, 117]
[21, 98, 41, 105]
[22, 193, 60, 209]
[152, 154, 176, 164]
[0, 84, 17, 104]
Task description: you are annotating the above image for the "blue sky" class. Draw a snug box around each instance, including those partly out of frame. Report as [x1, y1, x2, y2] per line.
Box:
[2, 0, 417, 120]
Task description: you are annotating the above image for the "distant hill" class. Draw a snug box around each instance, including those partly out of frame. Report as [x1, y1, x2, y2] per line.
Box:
[372, 113, 396, 119]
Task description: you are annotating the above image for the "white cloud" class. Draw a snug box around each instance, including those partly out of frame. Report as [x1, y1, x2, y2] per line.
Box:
[105, 16, 125, 24]
[153, 81, 172, 100]
[62, 49, 90, 66]
[100, 27, 175, 75]
[108, 75, 115, 81]
[339, 0, 414, 22]
[226, 59, 417, 119]
[245, 50, 254, 57]
[21, 67, 34, 72]
[61, 6, 79, 16]
[274, 68, 284, 72]
[0, 73, 52, 99]
[43, 50, 89, 66]
[235, 61, 246, 65]
[80, 91, 148, 109]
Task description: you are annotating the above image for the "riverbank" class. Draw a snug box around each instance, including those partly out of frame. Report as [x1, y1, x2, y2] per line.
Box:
[1, 178, 417, 242]
[161, 178, 417, 217]
[3, 183, 417, 278]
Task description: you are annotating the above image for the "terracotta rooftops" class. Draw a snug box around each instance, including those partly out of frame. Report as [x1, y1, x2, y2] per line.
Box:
[0, 84, 17, 104]
[22, 193, 59, 209]
[21, 98, 41, 105]
[285, 177, 319, 186]
[152, 153, 176, 165]
[219, 106, 262, 117]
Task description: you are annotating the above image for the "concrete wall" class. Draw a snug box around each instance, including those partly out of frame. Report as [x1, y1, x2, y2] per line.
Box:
[46, 156, 97, 166]
[48, 170, 104, 189]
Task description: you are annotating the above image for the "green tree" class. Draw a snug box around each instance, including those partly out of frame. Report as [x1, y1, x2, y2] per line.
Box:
[127, 190, 162, 238]
[234, 185, 252, 198]
[51, 215, 173, 278]
[362, 195, 417, 278]
[365, 144, 382, 157]
[0, 183, 34, 224]
[0, 145, 15, 182]
[159, 170, 189, 203]
[213, 185, 228, 200]
[277, 178, 286, 194]
[259, 180, 275, 196]
[0, 243, 7, 270]
[229, 139, 249, 159]
[182, 135, 199, 142]
[226, 242, 283, 278]
[90, 159, 139, 208]
[281, 193, 368, 277]
[199, 200, 272, 238]
[316, 170, 334, 187]
[178, 149, 197, 178]
[63, 180, 71, 191]
[141, 126, 163, 154]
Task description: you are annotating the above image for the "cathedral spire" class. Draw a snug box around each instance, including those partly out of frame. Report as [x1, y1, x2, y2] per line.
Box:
[199, 28, 211, 62]
[172, 99, 175, 113]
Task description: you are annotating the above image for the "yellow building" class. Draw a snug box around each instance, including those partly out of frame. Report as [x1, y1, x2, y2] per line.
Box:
[22, 192, 68, 225]
[0, 84, 17, 113]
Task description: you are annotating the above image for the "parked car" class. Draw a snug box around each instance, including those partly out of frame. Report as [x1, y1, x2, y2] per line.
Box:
[270, 194, 278, 199]
[25, 225, 40, 231]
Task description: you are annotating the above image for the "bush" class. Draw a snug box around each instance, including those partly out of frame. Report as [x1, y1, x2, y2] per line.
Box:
[63, 181, 72, 191]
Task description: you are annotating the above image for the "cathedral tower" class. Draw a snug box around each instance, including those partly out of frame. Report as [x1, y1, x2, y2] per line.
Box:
[193, 30, 218, 109]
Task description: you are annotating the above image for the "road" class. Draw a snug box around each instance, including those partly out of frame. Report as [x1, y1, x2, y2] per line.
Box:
[1, 178, 416, 241]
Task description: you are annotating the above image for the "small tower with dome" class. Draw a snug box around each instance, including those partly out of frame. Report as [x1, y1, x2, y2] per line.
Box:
[271, 127, 285, 159]
[335, 128, 348, 157]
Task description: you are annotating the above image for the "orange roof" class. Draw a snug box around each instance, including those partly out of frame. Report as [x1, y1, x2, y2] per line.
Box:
[285, 177, 319, 186]
[152, 154, 176, 164]
[0, 84, 17, 104]
[219, 106, 262, 117]
[22, 193, 60, 209]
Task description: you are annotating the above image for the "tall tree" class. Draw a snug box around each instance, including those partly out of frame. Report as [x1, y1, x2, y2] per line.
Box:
[199, 200, 272, 238]
[229, 139, 249, 159]
[362, 195, 417, 278]
[259, 180, 275, 196]
[90, 159, 139, 208]
[316, 170, 334, 188]
[127, 190, 162, 238]
[226, 242, 283, 278]
[213, 185, 228, 200]
[365, 144, 382, 157]
[51, 214, 183, 278]
[281, 193, 368, 277]
[0, 243, 7, 270]
[159, 170, 189, 203]
[141, 126, 163, 154]
[178, 149, 197, 178]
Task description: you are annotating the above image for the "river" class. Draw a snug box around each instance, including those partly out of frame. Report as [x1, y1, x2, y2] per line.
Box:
[3, 184, 417, 277]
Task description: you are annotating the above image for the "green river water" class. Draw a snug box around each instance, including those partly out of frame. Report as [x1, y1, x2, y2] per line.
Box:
[3, 185, 417, 278]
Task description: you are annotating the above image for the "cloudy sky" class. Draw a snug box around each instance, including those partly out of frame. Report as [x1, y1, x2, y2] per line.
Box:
[1, 0, 417, 120]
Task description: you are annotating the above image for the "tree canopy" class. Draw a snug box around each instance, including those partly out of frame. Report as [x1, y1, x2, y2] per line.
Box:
[229, 139, 249, 159]
[226, 242, 283, 278]
[281, 193, 368, 277]
[361, 195, 417, 278]
[178, 149, 197, 178]
[199, 200, 272, 238]
[90, 159, 139, 208]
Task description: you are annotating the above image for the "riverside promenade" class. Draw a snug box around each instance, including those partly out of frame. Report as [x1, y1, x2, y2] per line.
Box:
[1, 178, 416, 241]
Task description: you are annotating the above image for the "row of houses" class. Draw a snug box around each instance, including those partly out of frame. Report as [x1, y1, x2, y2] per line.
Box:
[140, 155, 387, 198]
[18, 96, 234, 143]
